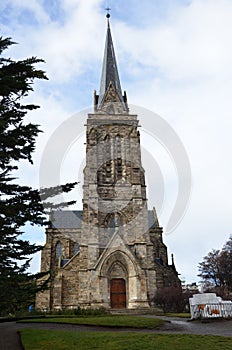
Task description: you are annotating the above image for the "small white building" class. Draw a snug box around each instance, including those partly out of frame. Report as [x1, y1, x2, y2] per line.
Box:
[189, 293, 232, 319]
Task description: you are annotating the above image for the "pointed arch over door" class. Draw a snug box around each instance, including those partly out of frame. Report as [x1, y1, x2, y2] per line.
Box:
[98, 250, 142, 309]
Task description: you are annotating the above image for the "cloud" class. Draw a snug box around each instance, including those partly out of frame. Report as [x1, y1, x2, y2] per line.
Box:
[115, 0, 232, 83]
[111, 0, 232, 282]
[0, 0, 50, 25]
[2, 0, 232, 282]
[1, 0, 105, 82]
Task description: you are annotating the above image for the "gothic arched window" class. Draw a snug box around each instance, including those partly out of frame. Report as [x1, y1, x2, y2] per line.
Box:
[109, 216, 116, 237]
[115, 135, 122, 180]
[104, 135, 110, 162]
[108, 213, 122, 237]
[55, 242, 62, 259]
[104, 135, 111, 180]
[74, 243, 79, 254]
[115, 135, 121, 159]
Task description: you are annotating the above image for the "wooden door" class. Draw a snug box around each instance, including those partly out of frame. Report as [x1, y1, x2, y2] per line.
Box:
[110, 278, 126, 309]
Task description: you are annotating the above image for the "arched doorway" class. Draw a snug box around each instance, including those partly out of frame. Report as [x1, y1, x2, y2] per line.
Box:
[110, 278, 126, 309]
[99, 250, 139, 309]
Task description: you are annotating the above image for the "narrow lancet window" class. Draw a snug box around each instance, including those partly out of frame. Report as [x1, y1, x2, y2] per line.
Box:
[115, 135, 121, 158]
[74, 243, 79, 254]
[105, 135, 111, 180]
[56, 242, 62, 259]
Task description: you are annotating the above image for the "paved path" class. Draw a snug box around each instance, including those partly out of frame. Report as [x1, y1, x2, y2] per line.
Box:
[1, 317, 232, 350]
[0, 322, 23, 350]
[145, 315, 232, 336]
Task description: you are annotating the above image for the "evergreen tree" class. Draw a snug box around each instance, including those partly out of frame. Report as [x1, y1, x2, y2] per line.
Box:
[220, 237, 232, 291]
[0, 37, 77, 315]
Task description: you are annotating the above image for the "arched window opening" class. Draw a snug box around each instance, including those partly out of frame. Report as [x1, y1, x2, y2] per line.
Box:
[116, 158, 122, 180]
[115, 135, 122, 180]
[74, 243, 79, 254]
[55, 242, 62, 259]
[109, 216, 115, 237]
[107, 213, 123, 237]
[105, 135, 110, 160]
[115, 135, 121, 159]
[104, 135, 111, 179]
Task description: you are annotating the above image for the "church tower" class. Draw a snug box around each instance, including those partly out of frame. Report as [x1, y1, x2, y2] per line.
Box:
[36, 15, 180, 311]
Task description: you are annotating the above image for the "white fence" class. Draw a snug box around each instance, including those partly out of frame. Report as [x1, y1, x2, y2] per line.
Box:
[189, 293, 232, 319]
[190, 302, 232, 319]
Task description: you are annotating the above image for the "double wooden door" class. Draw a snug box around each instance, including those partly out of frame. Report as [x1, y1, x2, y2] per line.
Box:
[110, 278, 126, 309]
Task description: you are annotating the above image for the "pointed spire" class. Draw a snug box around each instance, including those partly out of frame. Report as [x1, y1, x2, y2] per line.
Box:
[96, 14, 127, 112]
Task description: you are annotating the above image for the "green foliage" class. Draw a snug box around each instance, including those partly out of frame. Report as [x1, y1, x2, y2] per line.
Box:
[0, 36, 77, 316]
[20, 330, 232, 350]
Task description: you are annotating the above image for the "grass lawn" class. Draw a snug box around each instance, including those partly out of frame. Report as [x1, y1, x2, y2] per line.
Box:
[19, 315, 164, 329]
[20, 329, 232, 350]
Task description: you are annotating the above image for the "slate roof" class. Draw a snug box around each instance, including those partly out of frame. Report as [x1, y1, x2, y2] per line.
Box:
[50, 210, 82, 229]
[50, 210, 157, 229]
[97, 19, 126, 110]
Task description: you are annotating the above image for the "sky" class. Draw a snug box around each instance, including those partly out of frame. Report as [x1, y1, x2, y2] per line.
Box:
[1, 0, 232, 284]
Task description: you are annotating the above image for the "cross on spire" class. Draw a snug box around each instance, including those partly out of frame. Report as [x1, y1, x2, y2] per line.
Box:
[105, 7, 111, 15]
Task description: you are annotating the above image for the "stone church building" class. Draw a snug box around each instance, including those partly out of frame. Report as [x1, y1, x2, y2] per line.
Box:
[36, 15, 180, 311]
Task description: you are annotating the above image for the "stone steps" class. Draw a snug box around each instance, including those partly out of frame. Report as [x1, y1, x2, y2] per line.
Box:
[109, 307, 163, 315]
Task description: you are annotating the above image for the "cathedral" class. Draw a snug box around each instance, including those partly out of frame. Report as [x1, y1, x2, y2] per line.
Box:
[36, 15, 180, 311]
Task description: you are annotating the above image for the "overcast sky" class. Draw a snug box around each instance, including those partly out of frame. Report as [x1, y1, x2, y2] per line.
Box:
[1, 0, 232, 284]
